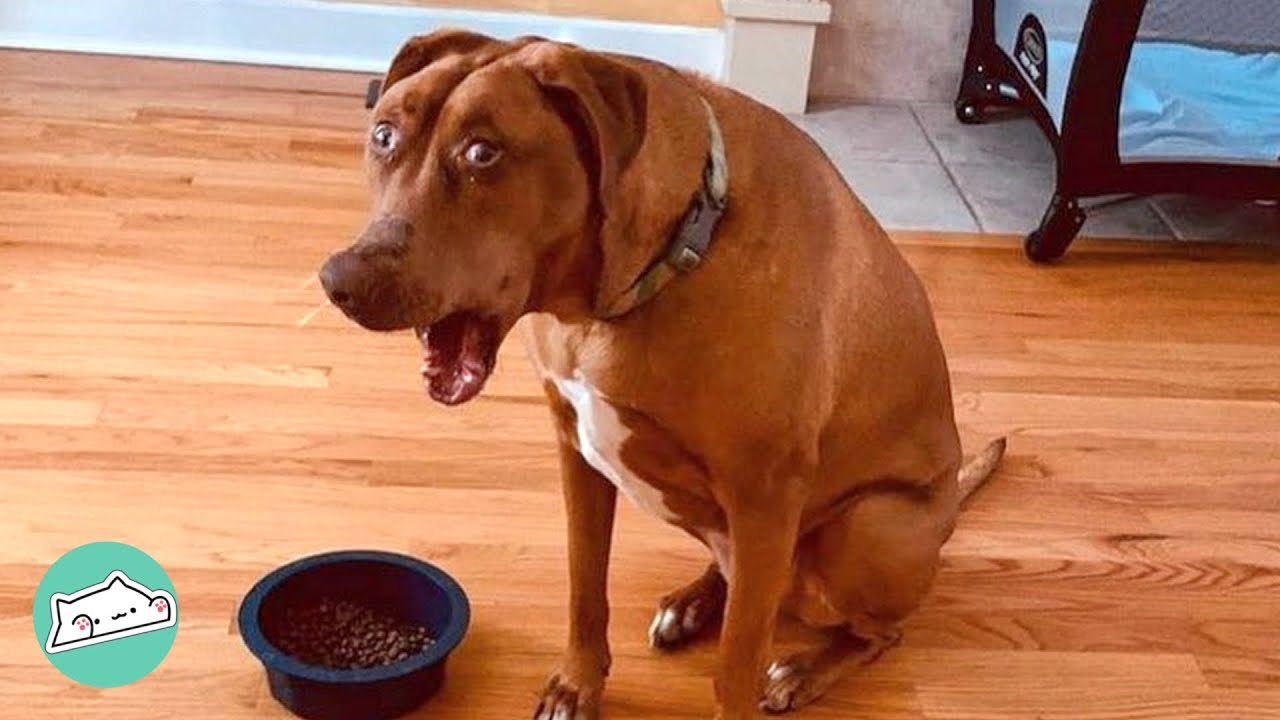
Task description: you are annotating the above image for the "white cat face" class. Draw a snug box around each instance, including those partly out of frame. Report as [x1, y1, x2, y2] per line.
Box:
[45, 570, 176, 653]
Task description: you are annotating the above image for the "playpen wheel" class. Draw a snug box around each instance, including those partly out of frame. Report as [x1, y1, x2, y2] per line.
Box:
[1025, 226, 1080, 263]
[1024, 230, 1064, 263]
[1025, 195, 1087, 263]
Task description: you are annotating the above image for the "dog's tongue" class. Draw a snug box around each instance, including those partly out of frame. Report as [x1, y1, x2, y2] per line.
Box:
[418, 311, 497, 406]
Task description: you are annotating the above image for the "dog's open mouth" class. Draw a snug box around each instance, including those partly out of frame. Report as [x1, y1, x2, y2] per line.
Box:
[416, 311, 500, 406]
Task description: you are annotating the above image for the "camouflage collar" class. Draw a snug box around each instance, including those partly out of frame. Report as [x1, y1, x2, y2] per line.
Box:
[599, 98, 728, 319]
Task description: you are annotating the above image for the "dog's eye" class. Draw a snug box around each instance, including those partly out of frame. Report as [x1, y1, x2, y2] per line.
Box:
[370, 122, 399, 155]
[463, 140, 501, 168]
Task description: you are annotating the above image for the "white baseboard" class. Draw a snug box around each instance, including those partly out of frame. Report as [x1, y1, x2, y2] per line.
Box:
[0, 0, 725, 78]
[0, 0, 836, 114]
[720, 0, 831, 113]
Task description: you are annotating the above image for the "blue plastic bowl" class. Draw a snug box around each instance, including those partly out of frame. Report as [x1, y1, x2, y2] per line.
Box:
[238, 550, 470, 720]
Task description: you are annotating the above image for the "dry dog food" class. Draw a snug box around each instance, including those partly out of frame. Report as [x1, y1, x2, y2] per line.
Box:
[273, 597, 435, 669]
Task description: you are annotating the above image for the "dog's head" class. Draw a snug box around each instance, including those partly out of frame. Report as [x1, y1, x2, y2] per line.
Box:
[319, 30, 651, 405]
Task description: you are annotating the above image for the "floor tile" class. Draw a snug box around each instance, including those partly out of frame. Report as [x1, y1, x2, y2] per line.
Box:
[1150, 195, 1280, 245]
[791, 104, 937, 164]
[793, 101, 1276, 247]
[913, 103, 1056, 166]
[835, 160, 979, 232]
[948, 162, 1174, 239]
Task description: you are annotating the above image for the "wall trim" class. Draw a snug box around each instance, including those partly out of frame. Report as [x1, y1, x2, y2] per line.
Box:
[0, 0, 835, 113]
[0, 0, 725, 78]
[719, 0, 831, 112]
[722, 0, 831, 24]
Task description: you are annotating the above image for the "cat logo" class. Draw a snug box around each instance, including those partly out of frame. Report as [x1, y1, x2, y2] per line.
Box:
[44, 570, 177, 654]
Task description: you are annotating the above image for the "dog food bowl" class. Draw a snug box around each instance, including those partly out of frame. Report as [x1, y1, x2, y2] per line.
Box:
[238, 550, 470, 720]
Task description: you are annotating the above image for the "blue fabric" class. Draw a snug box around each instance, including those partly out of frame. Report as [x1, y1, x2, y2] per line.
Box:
[1043, 39, 1280, 165]
[1120, 42, 1280, 163]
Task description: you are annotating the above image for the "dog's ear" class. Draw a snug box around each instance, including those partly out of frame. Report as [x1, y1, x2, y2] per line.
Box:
[524, 44, 647, 214]
[381, 29, 506, 94]
[523, 44, 650, 312]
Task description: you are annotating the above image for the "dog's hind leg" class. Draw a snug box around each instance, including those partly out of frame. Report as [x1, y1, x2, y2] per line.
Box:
[760, 622, 900, 714]
[649, 562, 727, 650]
[764, 477, 958, 713]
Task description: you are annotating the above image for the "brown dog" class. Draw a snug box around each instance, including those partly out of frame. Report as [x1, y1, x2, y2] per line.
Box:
[319, 29, 1006, 719]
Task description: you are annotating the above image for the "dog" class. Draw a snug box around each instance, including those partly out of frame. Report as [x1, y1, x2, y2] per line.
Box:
[319, 29, 1006, 719]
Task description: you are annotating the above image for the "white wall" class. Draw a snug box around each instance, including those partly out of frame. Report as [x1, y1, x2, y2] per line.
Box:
[809, 0, 972, 103]
[0, 0, 724, 77]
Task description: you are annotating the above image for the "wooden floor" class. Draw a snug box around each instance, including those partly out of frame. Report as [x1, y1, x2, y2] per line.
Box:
[2, 50, 1279, 719]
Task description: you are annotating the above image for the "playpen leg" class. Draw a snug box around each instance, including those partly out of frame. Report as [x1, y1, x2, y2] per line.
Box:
[955, 49, 1019, 124]
[1025, 194, 1087, 263]
[955, 62, 1008, 124]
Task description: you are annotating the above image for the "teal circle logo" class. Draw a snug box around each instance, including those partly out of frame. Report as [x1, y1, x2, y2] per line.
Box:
[33, 542, 179, 687]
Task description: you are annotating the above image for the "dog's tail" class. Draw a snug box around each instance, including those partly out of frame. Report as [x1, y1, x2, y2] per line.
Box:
[957, 437, 1007, 504]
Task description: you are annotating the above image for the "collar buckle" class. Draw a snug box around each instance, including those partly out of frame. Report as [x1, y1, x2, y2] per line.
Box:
[671, 246, 703, 272]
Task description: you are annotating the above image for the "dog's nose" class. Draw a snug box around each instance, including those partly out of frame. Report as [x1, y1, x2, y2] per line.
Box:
[318, 251, 360, 310]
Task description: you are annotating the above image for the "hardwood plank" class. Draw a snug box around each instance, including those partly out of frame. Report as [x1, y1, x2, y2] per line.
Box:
[0, 394, 101, 427]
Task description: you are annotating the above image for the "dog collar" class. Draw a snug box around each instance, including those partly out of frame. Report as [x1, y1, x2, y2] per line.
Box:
[599, 98, 728, 319]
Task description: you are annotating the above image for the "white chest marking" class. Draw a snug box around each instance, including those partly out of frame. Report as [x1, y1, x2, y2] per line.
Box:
[552, 374, 678, 523]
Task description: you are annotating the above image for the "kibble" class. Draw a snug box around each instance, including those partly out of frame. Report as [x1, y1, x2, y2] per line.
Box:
[272, 597, 435, 669]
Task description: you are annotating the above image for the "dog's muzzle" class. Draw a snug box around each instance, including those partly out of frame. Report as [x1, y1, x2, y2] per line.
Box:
[319, 217, 416, 331]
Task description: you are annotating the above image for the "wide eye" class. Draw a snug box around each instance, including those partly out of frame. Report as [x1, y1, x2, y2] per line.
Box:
[463, 140, 501, 168]
[370, 122, 398, 155]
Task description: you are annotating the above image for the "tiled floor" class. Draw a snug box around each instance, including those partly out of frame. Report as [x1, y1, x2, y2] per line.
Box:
[791, 103, 1280, 245]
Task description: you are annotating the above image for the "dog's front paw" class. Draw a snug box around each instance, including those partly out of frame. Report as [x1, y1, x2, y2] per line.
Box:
[649, 567, 726, 651]
[534, 673, 601, 720]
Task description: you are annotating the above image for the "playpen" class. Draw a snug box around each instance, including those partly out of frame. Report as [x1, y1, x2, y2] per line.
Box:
[956, 0, 1280, 260]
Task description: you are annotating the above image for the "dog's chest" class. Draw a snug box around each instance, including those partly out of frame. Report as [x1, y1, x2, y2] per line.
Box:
[550, 375, 692, 525]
